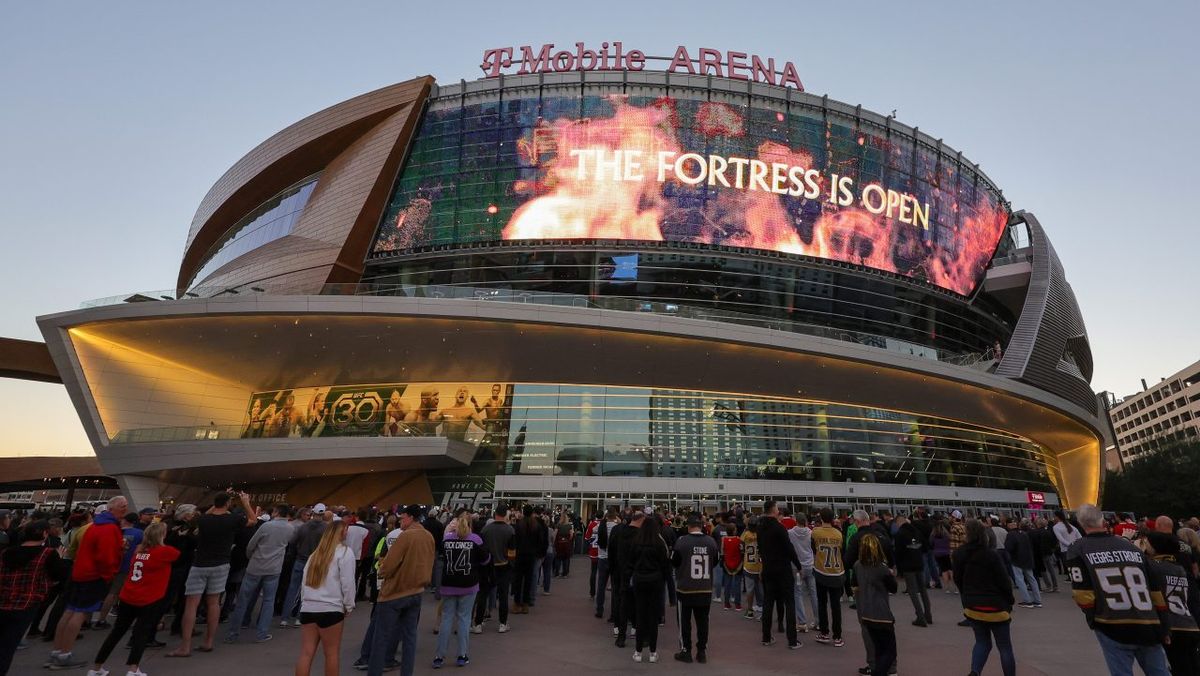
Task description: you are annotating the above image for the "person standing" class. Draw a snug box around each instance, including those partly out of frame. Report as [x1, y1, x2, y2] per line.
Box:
[741, 518, 763, 620]
[853, 534, 898, 676]
[48, 496, 127, 670]
[1054, 509, 1082, 576]
[584, 514, 600, 599]
[511, 505, 544, 615]
[433, 511, 488, 668]
[612, 510, 643, 648]
[719, 525, 744, 611]
[1143, 531, 1200, 676]
[671, 515, 717, 664]
[788, 514, 818, 631]
[86, 522, 179, 676]
[758, 500, 802, 649]
[1067, 504, 1170, 676]
[592, 507, 619, 621]
[932, 520, 957, 594]
[282, 505, 327, 628]
[94, 513, 144, 630]
[893, 514, 932, 626]
[0, 521, 64, 675]
[552, 512, 574, 579]
[167, 490, 256, 657]
[474, 504, 514, 634]
[295, 520, 356, 676]
[954, 519, 1016, 676]
[226, 504, 293, 644]
[369, 505, 434, 676]
[629, 514, 671, 663]
[1005, 518, 1042, 609]
[812, 508, 847, 647]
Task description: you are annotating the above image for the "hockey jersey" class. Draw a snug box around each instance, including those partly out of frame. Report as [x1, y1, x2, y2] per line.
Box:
[1148, 555, 1200, 635]
[1066, 532, 1168, 645]
[673, 532, 719, 597]
[741, 531, 762, 575]
[811, 525, 846, 585]
[720, 535, 743, 573]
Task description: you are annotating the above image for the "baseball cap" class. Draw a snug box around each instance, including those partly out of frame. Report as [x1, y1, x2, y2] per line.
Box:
[138, 507, 158, 516]
[313, 502, 327, 514]
[951, 509, 963, 519]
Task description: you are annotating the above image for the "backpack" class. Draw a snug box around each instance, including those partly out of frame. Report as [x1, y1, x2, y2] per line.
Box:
[555, 530, 573, 557]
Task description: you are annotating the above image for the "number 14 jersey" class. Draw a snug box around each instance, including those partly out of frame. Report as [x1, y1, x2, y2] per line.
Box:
[1066, 532, 1168, 645]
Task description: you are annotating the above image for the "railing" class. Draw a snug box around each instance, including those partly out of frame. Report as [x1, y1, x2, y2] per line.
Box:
[80, 283, 997, 370]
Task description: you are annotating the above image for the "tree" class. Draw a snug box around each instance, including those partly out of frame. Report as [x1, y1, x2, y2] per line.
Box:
[1103, 440, 1200, 518]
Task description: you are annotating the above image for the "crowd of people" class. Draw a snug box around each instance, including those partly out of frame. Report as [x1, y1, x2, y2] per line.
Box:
[1, 496, 1199, 676]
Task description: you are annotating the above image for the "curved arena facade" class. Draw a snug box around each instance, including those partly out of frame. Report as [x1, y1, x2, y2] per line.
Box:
[38, 70, 1104, 515]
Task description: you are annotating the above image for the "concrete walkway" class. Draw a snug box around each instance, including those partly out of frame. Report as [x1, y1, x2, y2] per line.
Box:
[13, 561, 1109, 675]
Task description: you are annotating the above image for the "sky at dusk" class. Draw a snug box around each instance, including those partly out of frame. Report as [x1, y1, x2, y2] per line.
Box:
[1, 1, 1196, 456]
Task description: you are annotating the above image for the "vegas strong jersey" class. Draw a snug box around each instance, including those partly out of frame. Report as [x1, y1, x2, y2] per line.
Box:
[811, 525, 845, 584]
[674, 532, 719, 597]
[1148, 555, 1200, 634]
[1066, 532, 1168, 645]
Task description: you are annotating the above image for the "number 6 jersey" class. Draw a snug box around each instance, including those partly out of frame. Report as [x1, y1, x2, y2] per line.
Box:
[1066, 532, 1168, 645]
[118, 544, 180, 607]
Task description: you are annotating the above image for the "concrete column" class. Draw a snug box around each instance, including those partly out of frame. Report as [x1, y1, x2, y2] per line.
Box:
[115, 474, 161, 511]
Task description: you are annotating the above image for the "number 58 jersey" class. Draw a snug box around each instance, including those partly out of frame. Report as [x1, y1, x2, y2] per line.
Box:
[1066, 533, 1168, 646]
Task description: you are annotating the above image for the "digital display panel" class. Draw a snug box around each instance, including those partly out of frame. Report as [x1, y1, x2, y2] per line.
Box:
[241, 382, 513, 463]
[372, 92, 1009, 296]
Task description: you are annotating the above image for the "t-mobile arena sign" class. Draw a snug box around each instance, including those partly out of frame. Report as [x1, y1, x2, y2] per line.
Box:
[482, 42, 804, 90]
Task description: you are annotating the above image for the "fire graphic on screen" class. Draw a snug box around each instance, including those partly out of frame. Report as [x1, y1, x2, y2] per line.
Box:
[376, 96, 1008, 296]
[498, 98, 1007, 295]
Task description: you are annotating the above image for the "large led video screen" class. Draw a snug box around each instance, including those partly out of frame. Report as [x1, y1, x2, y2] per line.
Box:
[371, 93, 1009, 295]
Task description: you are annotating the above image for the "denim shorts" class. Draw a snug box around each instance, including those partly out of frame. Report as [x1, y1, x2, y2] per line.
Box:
[185, 564, 231, 596]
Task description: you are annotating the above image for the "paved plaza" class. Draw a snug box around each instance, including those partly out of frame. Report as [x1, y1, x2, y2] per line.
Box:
[12, 561, 1112, 675]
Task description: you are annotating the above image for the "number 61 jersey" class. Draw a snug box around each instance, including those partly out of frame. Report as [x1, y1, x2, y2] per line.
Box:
[1066, 533, 1169, 645]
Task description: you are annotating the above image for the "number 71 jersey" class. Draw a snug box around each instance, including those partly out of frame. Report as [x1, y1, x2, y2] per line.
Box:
[1066, 533, 1168, 646]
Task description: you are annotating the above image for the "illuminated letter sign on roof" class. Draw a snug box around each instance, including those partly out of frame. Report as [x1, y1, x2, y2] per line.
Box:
[482, 43, 803, 91]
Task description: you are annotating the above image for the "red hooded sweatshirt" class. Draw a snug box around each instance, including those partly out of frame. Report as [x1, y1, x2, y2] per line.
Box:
[72, 511, 123, 583]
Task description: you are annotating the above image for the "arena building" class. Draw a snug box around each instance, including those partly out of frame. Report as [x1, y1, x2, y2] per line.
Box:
[35, 59, 1105, 516]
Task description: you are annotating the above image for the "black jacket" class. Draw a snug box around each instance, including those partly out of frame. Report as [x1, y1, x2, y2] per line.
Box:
[630, 536, 671, 586]
[894, 523, 925, 573]
[911, 517, 933, 553]
[1004, 529, 1035, 570]
[514, 517, 548, 560]
[758, 516, 802, 582]
[846, 522, 895, 584]
[952, 541, 1014, 614]
[615, 522, 643, 581]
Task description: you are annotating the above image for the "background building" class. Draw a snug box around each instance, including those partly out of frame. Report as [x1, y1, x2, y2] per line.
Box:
[1107, 359, 1200, 466]
[33, 68, 1105, 515]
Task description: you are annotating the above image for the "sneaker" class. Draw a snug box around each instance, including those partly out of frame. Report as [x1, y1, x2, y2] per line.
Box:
[858, 668, 872, 675]
[815, 633, 831, 644]
[697, 650, 708, 663]
[723, 602, 731, 610]
[470, 624, 482, 635]
[1018, 602, 1035, 608]
[126, 671, 147, 676]
[1034, 602, 1044, 608]
[912, 618, 928, 627]
[649, 652, 659, 663]
[743, 610, 755, 620]
[48, 652, 87, 670]
[633, 650, 642, 663]
[456, 655, 470, 667]
[279, 620, 290, 628]
[498, 624, 509, 633]
[674, 651, 693, 663]
[352, 658, 368, 671]
[797, 623, 808, 633]
[93, 620, 111, 629]
[736, 604, 743, 611]
[833, 638, 845, 647]
[255, 634, 272, 643]
[762, 638, 776, 647]
[44, 649, 63, 667]
[292, 618, 301, 628]
[613, 626, 619, 636]
[433, 657, 445, 669]
[383, 660, 401, 672]
[788, 641, 802, 649]
[86, 670, 110, 676]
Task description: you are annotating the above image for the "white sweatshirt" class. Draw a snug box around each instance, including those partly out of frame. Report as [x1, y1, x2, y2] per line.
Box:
[299, 544, 356, 614]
